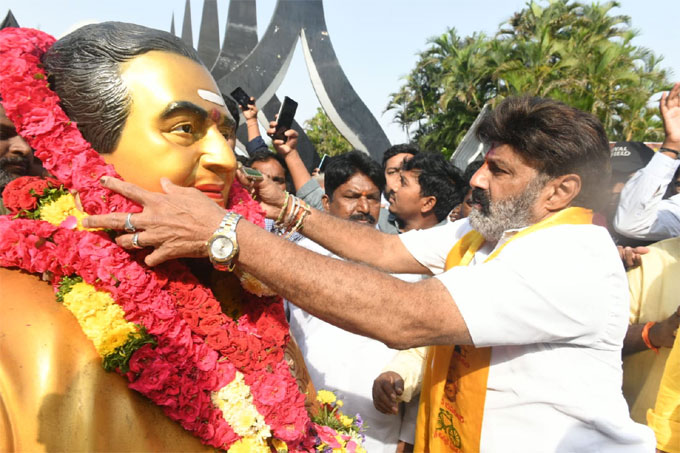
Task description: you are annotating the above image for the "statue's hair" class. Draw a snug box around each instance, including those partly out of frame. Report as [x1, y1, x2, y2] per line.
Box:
[43, 22, 202, 154]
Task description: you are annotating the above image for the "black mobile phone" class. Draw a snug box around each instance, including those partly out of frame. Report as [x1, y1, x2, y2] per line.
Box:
[272, 96, 298, 143]
[318, 154, 329, 172]
[230, 87, 254, 110]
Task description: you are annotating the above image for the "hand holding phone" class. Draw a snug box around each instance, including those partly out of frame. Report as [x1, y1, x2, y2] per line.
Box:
[230, 87, 255, 110]
[241, 166, 264, 181]
[271, 96, 298, 143]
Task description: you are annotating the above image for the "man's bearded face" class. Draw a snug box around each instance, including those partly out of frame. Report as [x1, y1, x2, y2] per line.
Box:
[468, 175, 546, 241]
[0, 104, 34, 192]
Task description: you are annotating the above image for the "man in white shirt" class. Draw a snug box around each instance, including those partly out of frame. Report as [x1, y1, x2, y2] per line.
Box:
[615, 82, 680, 241]
[85, 96, 656, 452]
[286, 150, 407, 452]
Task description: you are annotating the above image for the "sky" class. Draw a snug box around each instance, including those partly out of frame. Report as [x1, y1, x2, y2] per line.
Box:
[4, 0, 679, 146]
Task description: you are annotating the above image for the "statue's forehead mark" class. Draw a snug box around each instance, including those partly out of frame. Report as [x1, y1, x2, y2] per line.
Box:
[198, 89, 226, 108]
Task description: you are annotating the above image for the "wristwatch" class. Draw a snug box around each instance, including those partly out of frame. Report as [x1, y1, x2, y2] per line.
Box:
[207, 212, 242, 271]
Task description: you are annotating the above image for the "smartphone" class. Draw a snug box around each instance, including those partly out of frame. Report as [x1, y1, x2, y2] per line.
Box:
[241, 166, 264, 181]
[230, 87, 254, 110]
[318, 154, 329, 172]
[272, 96, 298, 143]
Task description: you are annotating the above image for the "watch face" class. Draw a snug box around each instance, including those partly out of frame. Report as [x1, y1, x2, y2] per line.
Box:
[210, 236, 235, 261]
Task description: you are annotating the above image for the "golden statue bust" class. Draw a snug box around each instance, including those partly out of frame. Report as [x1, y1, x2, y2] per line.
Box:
[0, 22, 316, 452]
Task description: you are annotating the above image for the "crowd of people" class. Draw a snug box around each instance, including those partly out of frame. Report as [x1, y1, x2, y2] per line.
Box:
[1, 19, 680, 453]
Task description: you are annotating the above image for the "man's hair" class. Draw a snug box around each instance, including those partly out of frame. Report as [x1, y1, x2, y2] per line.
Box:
[402, 152, 465, 221]
[325, 150, 385, 199]
[247, 150, 292, 191]
[476, 96, 610, 210]
[43, 22, 203, 154]
[381, 143, 420, 169]
[246, 150, 288, 172]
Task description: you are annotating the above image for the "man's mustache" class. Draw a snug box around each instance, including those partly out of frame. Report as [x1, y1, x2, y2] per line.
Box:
[349, 212, 376, 224]
[470, 188, 491, 215]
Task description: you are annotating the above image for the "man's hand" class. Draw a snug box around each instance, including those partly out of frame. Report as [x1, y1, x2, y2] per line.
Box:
[660, 82, 680, 154]
[650, 305, 680, 349]
[617, 245, 650, 269]
[267, 121, 299, 158]
[372, 371, 404, 415]
[251, 176, 288, 219]
[241, 97, 259, 121]
[81, 177, 225, 266]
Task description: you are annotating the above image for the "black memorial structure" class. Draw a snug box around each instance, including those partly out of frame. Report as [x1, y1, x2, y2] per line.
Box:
[172, 0, 391, 167]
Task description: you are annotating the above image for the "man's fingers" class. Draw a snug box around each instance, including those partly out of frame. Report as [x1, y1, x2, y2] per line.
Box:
[160, 177, 184, 194]
[115, 232, 153, 249]
[235, 169, 254, 188]
[145, 249, 169, 267]
[394, 378, 404, 396]
[100, 176, 154, 205]
[82, 212, 130, 230]
[670, 82, 680, 101]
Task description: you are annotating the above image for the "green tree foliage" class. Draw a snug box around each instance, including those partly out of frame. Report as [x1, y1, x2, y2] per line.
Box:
[387, 0, 671, 155]
[304, 107, 354, 157]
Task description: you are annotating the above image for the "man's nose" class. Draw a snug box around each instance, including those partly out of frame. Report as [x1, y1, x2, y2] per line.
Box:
[357, 195, 370, 212]
[200, 127, 236, 178]
[8, 135, 32, 157]
[469, 162, 489, 190]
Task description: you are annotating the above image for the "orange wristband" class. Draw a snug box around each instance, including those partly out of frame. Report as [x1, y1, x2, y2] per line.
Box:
[642, 321, 659, 353]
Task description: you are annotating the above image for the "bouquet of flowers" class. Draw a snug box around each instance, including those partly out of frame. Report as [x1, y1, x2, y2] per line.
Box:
[310, 390, 366, 453]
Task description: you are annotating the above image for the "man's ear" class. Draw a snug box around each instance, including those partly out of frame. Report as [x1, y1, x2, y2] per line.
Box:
[420, 195, 437, 216]
[544, 174, 581, 211]
[322, 194, 330, 212]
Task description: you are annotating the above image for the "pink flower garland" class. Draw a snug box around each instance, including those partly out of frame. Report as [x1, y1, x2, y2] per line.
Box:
[0, 27, 316, 451]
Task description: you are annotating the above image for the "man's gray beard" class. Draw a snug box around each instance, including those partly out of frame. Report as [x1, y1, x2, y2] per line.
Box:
[0, 169, 15, 194]
[468, 177, 546, 242]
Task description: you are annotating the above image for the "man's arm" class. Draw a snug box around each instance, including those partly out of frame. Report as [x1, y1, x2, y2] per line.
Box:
[622, 309, 680, 356]
[81, 178, 471, 349]
[614, 83, 680, 240]
[234, 219, 469, 349]
[268, 126, 313, 193]
[252, 176, 429, 274]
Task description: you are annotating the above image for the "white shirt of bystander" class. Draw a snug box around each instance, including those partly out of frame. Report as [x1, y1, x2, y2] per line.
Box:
[614, 151, 680, 241]
[400, 218, 656, 452]
[287, 237, 415, 453]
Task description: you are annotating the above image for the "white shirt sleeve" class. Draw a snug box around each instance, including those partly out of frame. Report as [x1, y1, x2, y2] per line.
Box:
[614, 152, 680, 241]
[399, 219, 471, 274]
[435, 226, 628, 348]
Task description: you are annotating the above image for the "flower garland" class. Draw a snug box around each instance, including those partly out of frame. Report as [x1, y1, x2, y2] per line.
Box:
[0, 27, 362, 452]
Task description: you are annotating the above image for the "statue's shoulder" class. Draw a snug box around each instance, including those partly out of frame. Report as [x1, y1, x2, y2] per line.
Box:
[0, 267, 62, 329]
[0, 267, 211, 452]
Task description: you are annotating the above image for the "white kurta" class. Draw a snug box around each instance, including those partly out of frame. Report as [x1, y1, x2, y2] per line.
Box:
[400, 217, 656, 452]
[287, 237, 414, 453]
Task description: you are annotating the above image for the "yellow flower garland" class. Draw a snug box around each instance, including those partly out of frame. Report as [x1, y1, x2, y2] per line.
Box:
[39, 192, 90, 229]
[211, 371, 272, 442]
[62, 282, 139, 357]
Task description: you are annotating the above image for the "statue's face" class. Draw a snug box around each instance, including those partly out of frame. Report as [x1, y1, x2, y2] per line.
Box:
[104, 51, 237, 207]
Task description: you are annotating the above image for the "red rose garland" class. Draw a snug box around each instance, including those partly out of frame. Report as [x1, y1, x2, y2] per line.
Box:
[0, 27, 319, 451]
